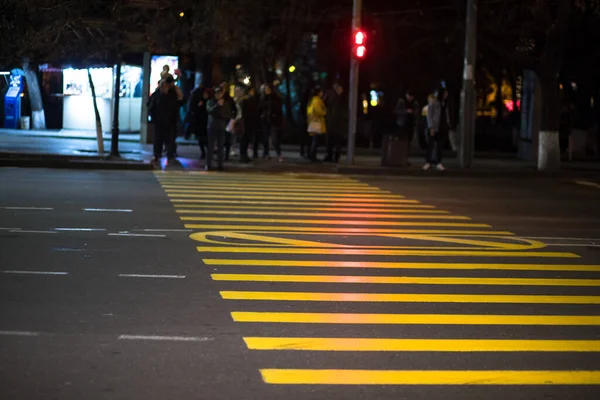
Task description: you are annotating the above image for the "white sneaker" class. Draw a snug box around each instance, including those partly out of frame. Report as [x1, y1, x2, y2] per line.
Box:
[436, 163, 445, 171]
[423, 163, 431, 171]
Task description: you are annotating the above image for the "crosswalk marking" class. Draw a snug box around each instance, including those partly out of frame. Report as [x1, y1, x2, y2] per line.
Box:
[244, 338, 600, 352]
[259, 369, 600, 385]
[155, 171, 600, 389]
[204, 259, 600, 271]
[231, 312, 600, 325]
[220, 291, 600, 304]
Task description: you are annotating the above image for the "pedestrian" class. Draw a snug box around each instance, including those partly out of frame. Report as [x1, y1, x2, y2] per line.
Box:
[244, 86, 260, 162]
[424, 89, 449, 171]
[307, 86, 327, 161]
[187, 84, 209, 159]
[206, 86, 232, 171]
[149, 75, 184, 163]
[220, 81, 236, 161]
[395, 89, 419, 164]
[324, 82, 347, 163]
[258, 84, 284, 162]
[232, 84, 250, 163]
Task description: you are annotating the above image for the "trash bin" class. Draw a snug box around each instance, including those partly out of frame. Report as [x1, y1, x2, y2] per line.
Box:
[381, 134, 408, 166]
[20, 116, 31, 130]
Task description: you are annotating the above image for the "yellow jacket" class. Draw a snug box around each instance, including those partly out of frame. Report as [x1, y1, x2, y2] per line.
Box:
[307, 95, 327, 133]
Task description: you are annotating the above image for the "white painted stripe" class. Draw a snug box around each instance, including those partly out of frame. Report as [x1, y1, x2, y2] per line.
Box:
[0, 330, 40, 337]
[2, 207, 53, 211]
[118, 335, 213, 342]
[546, 243, 600, 247]
[118, 274, 186, 279]
[83, 208, 133, 213]
[140, 229, 193, 232]
[4, 270, 68, 275]
[55, 228, 107, 231]
[0, 227, 20, 230]
[108, 233, 166, 238]
[9, 230, 57, 234]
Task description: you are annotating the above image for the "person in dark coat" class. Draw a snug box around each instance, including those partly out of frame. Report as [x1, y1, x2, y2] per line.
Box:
[187, 84, 209, 159]
[243, 87, 260, 161]
[258, 84, 285, 161]
[220, 81, 236, 161]
[395, 90, 419, 164]
[206, 86, 232, 171]
[149, 75, 183, 162]
[324, 82, 348, 163]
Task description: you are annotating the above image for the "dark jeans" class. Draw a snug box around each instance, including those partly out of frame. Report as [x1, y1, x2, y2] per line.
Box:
[426, 130, 445, 164]
[254, 126, 269, 158]
[198, 134, 207, 158]
[326, 131, 344, 161]
[271, 126, 283, 157]
[207, 128, 226, 169]
[239, 128, 251, 162]
[310, 133, 325, 161]
[153, 123, 176, 159]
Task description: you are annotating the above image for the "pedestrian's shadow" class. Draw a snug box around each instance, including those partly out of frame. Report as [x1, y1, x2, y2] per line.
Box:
[163, 158, 184, 171]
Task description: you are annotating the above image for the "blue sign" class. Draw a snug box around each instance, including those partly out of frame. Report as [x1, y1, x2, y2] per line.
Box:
[4, 74, 25, 129]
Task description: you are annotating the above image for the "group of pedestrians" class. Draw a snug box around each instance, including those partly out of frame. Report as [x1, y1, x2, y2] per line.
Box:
[186, 81, 284, 170]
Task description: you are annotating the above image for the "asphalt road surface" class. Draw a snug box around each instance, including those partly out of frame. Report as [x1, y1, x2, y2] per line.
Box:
[1, 167, 599, 400]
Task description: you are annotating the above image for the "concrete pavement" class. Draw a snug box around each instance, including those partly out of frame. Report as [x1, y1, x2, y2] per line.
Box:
[1, 168, 600, 399]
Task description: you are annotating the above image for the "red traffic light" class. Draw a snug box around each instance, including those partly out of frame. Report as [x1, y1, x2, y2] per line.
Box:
[352, 30, 367, 59]
[355, 45, 366, 58]
[354, 31, 366, 45]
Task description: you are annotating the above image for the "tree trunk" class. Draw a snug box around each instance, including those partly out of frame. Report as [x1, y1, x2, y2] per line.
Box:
[87, 69, 104, 155]
[537, 73, 561, 171]
[22, 59, 46, 130]
[111, 61, 122, 157]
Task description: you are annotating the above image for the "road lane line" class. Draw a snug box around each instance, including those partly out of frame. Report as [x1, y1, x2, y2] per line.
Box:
[220, 291, 600, 304]
[55, 228, 107, 231]
[1, 207, 54, 210]
[575, 180, 600, 189]
[204, 259, 599, 271]
[200, 247, 576, 257]
[182, 217, 477, 226]
[108, 233, 166, 238]
[0, 330, 41, 337]
[118, 335, 213, 342]
[231, 312, 600, 325]
[546, 243, 600, 247]
[118, 274, 186, 279]
[83, 208, 133, 213]
[523, 236, 600, 241]
[4, 270, 67, 275]
[174, 205, 436, 211]
[169, 194, 412, 202]
[259, 369, 600, 385]
[213, 274, 600, 286]
[165, 190, 405, 199]
[245, 338, 600, 352]
[140, 229, 193, 232]
[171, 199, 421, 206]
[0, 227, 20, 230]
[176, 210, 451, 218]
[190, 226, 512, 235]
[8, 230, 56, 234]
[161, 185, 386, 192]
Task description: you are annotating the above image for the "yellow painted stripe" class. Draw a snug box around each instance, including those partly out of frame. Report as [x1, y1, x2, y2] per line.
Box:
[199, 247, 576, 257]
[182, 217, 477, 225]
[259, 369, 600, 385]
[220, 291, 600, 304]
[169, 194, 412, 202]
[177, 210, 452, 218]
[213, 274, 599, 286]
[245, 338, 600, 351]
[171, 199, 421, 205]
[165, 189, 404, 199]
[189, 226, 512, 235]
[155, 175, 360, 182]
[205, 259, 600, 271]
[231, 312, 600, 325]
[175, 205, 437, 211]
[161, 184, 382, 191]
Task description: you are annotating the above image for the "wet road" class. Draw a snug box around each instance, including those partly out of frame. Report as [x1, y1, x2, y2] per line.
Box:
[1, 167, 599, 399]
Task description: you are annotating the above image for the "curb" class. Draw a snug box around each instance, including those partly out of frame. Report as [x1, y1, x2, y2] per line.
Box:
[0, 153, 152, 171]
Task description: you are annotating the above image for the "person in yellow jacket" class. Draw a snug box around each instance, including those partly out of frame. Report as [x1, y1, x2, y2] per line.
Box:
[307, 86, 327, 161]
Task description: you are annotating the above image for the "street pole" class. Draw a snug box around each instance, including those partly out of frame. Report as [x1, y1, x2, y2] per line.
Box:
[347, 0, 362, 165]
[458, 0, 478, 168]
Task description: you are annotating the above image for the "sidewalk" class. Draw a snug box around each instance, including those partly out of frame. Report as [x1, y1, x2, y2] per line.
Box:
[1, 129, 599, 178]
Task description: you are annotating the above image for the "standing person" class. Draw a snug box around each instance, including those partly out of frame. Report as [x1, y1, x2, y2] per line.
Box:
[424, 89, 448, 171]
[395, 89, 419, 163]
[324, 82, 348, 163]
[149, 75, 183, 163]
[307, 87, 327, 161]
[258, 84, 274, 159]
[206, 86, 232, 171]
[187, 84, 209, 159]
[233, 85, 249, 162]
[244, 87, 259, 162]
[270, 85, 285, 162]
[220, 81, 236, 161]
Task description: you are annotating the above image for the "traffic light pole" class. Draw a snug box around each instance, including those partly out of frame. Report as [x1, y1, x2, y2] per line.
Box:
[458, 0, 478, 168]
[347, 0, 362, 165]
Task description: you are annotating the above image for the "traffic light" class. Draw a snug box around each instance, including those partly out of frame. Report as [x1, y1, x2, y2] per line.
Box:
[353, 30, 367, 59]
